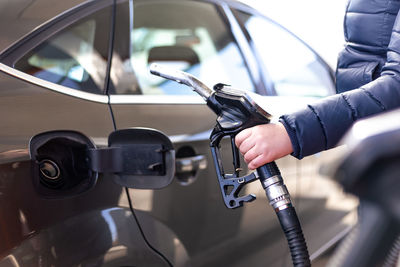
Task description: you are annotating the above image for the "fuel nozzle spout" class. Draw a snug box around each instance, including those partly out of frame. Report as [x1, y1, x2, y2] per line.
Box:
[149, 63, 214, 101]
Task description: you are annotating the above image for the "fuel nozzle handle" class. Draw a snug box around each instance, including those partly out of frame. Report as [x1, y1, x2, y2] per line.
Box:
[149, 63, 214, 101]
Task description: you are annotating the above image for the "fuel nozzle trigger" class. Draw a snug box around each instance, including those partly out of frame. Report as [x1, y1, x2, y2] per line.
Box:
[209, 126, 259, 208]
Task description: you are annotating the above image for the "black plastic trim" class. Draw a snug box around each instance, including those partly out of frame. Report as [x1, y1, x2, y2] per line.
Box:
[104, 0, 117, 95]
[215, 3, 267, 95]
[230, 8, 277, 96]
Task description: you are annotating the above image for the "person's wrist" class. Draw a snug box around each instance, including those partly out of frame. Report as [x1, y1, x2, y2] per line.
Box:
[278, 117, 300, 157]
[277, 122, 293, 156]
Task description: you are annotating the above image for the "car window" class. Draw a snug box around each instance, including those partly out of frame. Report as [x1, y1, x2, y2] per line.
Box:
[234, 10, 334, 97]
[110, 0, 255, 95]
[14, 7, 112, 94]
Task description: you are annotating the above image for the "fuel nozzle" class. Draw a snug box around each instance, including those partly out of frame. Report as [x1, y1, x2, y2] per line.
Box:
[149, 64, 310, 266]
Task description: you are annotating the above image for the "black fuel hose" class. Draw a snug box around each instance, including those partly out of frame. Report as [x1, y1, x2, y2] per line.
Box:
[277, 206, 310, 266]
[258, 162, 311, 267]
[383, 235, 400, 267]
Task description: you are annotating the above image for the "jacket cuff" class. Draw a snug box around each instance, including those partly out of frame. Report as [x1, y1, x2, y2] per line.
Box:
[279, 106, 327, 159]
[279, 117, 301, 159]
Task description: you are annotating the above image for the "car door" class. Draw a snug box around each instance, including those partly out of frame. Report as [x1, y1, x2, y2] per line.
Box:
[0, 1, 171, 266]
[107, 1, 295, 266]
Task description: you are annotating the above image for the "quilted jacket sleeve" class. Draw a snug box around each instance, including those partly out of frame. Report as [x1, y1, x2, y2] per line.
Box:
[279, 0, 400, 159]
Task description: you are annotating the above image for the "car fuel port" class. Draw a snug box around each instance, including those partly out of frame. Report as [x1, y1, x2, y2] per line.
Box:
[30, 131, 97, 198]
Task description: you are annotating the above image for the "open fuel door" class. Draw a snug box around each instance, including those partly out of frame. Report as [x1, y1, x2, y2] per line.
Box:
[29, 128, 175, 198]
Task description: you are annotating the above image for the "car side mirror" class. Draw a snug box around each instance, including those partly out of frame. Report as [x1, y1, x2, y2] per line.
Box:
[30, 128, 175, 198]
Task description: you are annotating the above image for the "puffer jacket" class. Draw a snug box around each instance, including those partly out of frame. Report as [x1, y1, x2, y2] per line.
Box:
[280, 0, 400, 159]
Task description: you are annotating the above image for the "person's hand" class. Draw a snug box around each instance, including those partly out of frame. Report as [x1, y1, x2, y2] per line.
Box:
[235, 122, 293, 170]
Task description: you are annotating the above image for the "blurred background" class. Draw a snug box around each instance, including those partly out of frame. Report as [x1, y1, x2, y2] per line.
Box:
[242, 0, 349, 69]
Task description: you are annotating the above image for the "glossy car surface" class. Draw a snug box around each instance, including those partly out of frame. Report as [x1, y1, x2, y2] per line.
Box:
[0, 0, 356, 266]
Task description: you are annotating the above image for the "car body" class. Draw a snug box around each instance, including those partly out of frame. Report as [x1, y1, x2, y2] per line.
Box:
[0, 0, 357, 266]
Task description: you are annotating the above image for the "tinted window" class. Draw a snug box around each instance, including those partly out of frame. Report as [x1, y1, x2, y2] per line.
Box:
[110, 0, 255, 95]
[235, 10, 334, 97]
[14, 7, 112, 94]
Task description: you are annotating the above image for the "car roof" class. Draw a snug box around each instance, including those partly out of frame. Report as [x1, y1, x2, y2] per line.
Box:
[0, 0, 87, 52]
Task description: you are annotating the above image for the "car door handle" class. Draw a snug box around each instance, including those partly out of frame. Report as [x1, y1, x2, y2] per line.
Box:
[176, 155, 207, 173]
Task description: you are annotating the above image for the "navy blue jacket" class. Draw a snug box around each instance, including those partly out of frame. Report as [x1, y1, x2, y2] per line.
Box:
[280, 0, 400, 159]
